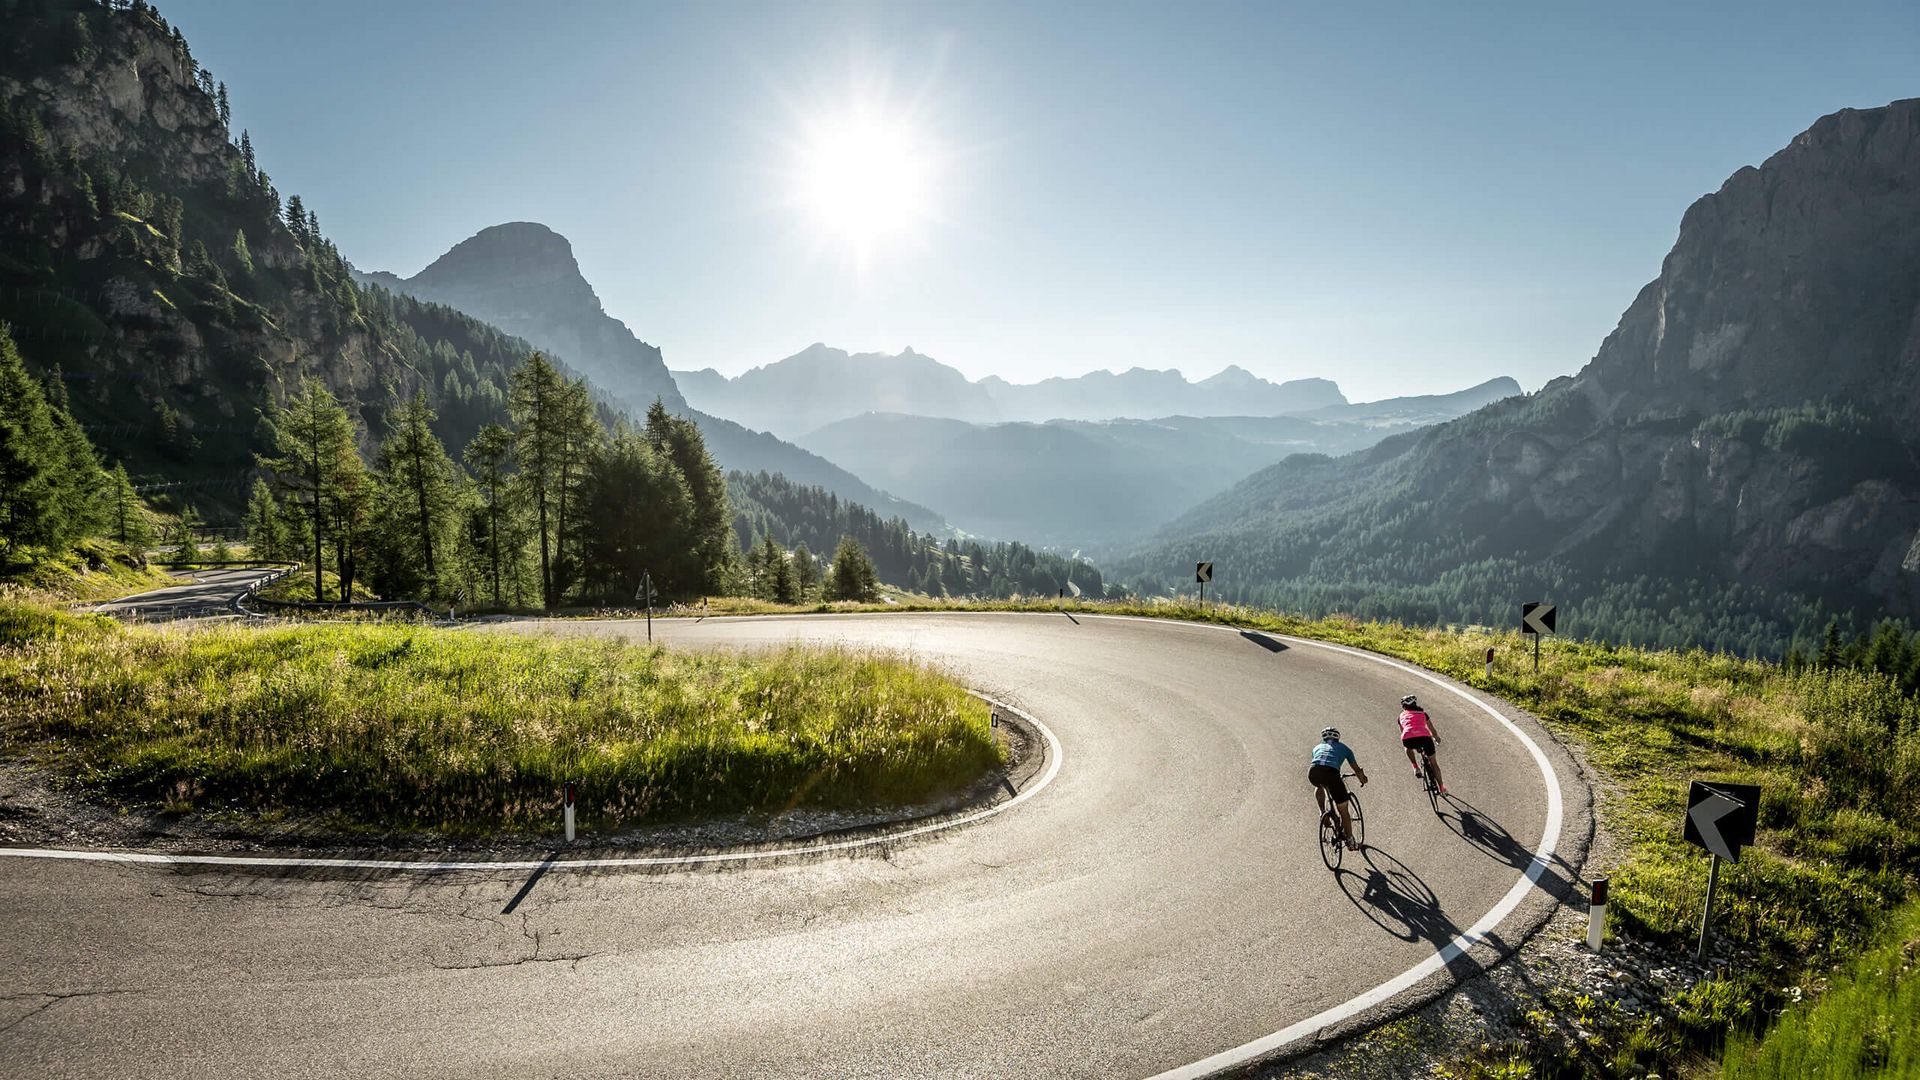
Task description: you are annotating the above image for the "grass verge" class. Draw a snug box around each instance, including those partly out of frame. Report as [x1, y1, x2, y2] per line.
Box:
[1718, 898, 1920, 1078]
[0, 539, 177, 604]
[0, 602, 1001, 835]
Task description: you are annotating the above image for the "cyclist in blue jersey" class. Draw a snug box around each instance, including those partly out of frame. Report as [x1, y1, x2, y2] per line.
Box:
[1310, 727, 1369, 850]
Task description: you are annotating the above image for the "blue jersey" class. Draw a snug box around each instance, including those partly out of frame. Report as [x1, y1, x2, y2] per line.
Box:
[1311, 739, 1356, 770]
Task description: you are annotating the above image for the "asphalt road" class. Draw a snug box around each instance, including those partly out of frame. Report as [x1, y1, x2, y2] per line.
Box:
[86, 567, 282, 620]
[0, 612, 1587, 1078]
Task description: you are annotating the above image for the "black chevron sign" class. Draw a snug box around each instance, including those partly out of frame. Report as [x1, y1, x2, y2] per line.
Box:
[1684, 780, 1759, 862]
[1521, 602, 1557, 636]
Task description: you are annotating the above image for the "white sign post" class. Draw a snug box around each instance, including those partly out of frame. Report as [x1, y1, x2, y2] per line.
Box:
[563, 780, 577, 844]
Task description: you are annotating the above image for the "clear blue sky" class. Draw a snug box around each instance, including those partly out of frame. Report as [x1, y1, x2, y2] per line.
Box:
[164, 0, 1917, 402]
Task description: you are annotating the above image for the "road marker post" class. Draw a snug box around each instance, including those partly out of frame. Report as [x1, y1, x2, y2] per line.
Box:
[638, 570, 654, 643]
[1586, 876, 1608, 950]
[563, 780, 578, 843]
[1484, 646, 1494, 679]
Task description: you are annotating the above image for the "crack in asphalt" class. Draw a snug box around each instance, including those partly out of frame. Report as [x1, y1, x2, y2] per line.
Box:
[0, 988, 147, 1035]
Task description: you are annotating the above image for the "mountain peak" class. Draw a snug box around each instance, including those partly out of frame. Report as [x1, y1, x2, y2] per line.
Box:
[412, 221, 584, 292]
[382, 222, 686, 411]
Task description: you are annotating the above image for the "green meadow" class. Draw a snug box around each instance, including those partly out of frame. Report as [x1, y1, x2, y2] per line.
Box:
[0, 603, 1000, 835]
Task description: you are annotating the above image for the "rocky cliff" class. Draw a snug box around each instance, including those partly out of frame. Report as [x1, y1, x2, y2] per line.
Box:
[1120, 98, 1920, 653]
[0, 0, 547, 512]
[362, 222, 686, 414]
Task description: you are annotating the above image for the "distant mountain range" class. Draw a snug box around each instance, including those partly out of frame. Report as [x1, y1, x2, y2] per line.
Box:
[1113, 98, 1920, 654]
[797, 406, 1505, 547]
[674, 344, 1513, 439]
[356, 228, 946, 534]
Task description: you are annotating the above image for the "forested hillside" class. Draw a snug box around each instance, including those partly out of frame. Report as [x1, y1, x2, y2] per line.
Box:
[0, 0, 570, 516]
[358, 233, 951, 536]
[729, 470, 1103, 600]
[1116, 99, 1920, 656]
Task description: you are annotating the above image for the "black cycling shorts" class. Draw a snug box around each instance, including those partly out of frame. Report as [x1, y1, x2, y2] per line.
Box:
[1308, 763, 1351, 804]
[1402, 735, 1436, 757]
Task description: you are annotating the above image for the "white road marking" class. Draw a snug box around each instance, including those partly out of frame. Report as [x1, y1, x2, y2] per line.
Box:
[1095, 618, 1565, 1080]
[0, 695, 1059, 874]
[2, 611, 1569, 1078]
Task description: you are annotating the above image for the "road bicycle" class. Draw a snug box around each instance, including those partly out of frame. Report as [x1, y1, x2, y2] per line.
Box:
[1413, 741, 1442, 813]
[1413, 734, 1443, 810]
[1316, 772, 1365, 870]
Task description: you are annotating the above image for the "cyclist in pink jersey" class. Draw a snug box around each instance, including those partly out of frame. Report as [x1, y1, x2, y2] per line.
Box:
[1398, 694, 1445, 794]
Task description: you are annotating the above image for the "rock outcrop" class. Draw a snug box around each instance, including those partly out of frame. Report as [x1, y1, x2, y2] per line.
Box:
[364, 222, 687, 414]
[1123, 98, 1920, 651]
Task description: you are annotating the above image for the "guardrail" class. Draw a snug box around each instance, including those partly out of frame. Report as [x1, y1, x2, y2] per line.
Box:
[231, 565, 454, 622]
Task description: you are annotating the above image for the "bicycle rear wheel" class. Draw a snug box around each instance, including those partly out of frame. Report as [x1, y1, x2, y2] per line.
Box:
[1424, 761, 1440, 813]
[1318, 808, 1342, 870]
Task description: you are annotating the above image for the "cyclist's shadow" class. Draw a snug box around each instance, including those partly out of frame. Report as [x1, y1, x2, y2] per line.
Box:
[1334, 846, 1460, 950]
[1435, 793, 1579, 902]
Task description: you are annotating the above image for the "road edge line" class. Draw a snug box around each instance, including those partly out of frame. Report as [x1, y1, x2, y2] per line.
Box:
[0, 693, 1060, 874]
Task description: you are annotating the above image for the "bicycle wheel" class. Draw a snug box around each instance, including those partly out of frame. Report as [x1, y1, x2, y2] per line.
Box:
[1424, 761, 1440, 813]
[1318, 808, 1342, 870]
[1347, 793, 1365, 850]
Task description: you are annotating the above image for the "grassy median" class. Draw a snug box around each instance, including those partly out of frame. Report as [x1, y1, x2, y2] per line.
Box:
[0, 602, 1000, 835]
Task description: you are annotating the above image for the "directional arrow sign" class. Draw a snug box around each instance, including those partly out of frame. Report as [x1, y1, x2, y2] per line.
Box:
[1683, 781, 1759, 863]
[1195, 562, 1213, 584]
[1521, 601, 1557, 636]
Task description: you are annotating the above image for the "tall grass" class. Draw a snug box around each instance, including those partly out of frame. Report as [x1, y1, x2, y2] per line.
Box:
[0, 603, 1000, 834]
[1720, 899, 1920, 1078]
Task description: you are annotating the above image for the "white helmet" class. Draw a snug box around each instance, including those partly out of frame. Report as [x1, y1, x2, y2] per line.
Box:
[1320, 727, 1340, 741]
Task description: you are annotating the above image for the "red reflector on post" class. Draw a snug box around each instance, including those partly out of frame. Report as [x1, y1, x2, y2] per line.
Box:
[1591, 876, 1609, 906]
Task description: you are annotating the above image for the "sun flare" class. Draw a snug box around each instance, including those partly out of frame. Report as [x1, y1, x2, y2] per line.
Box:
[790, 103, 938, 260]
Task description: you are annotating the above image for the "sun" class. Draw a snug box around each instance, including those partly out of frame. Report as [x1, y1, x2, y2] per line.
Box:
[788, 101, 939, 262]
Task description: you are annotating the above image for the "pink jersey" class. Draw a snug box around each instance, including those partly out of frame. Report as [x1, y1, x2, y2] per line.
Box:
[1398, 709, 1433, 739]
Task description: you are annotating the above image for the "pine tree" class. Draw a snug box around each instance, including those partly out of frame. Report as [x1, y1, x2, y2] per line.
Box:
[243, 478, 283, 561]
[107, 462, 151, 552]
[168, 504, 202, 565]
[644, 399, 731, 594]
[230, 228, 252, 275]
[1818, 618, 1845, 670]
[216, 82, 230, 130]
[827, 535, 879, 602]
[41, 370, 105, 542]
[284, 194, 306, 242]
[0, 328, 69, 556]
[509, 352, 568, 608]
[259, 378, 361, 600]
[578, 432, 691, 603]
[792, 542, 817, 602]
[374, 390, 458, 595]
[463, 423, 515, 606]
